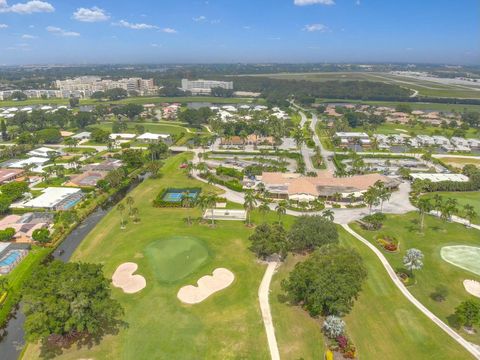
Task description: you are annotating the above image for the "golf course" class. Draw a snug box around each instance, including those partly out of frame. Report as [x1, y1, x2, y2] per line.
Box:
[22, 154, 475, 359]
[351, 212, 480, 345]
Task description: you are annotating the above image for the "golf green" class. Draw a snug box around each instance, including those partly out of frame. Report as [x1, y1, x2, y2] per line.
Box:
[441, 245, 480, 276]
[145, 236, 210, 283]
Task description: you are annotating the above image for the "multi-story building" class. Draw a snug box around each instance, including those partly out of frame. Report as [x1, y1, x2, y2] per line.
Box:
[55, 77, 158, 97]
[181, 79, 233, 94]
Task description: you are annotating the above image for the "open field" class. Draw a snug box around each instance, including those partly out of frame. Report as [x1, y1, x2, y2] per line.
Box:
[350, 122, 480, 138]
[436, 157, 480, 168]
[0, 96, 260, 108]
[23, 153, 271, 360]
[420, 192, 480, 224]
[351, 212, 480, 345]
[90, 121, 201, 136]
[257, 72, 480, 100]
[270, 228, 473, 360]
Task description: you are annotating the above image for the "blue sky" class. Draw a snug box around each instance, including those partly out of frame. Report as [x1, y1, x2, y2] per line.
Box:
[0, 0, 478, 65]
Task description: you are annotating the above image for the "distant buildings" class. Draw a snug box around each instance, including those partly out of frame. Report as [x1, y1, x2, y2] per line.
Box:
[0, 76, 158, 100]
[181, 79, 233, 95]
[55, 76, 158, 97]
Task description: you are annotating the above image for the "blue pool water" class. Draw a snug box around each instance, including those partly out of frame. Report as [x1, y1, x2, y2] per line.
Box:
[0, 251, 22, 267]
[62, 198, 81, 210]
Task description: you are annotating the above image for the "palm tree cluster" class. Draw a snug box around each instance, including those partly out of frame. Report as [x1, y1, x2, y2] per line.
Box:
[363, 180, 392, 214]
[425, 194, 478, 227]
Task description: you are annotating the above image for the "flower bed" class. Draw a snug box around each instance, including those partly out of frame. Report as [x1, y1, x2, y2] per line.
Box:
[376, 234, 399, 252]
[327, 335, 357, 359]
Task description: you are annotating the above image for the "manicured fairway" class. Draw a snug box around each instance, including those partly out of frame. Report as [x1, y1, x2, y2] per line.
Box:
[351, 212, 480, 345]
[270, 227, 473, 360]
[145, 236, 210, 283]
[23, 153, 269, 360]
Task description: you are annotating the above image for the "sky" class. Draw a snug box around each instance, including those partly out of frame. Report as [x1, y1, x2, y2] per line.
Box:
[0, 0, 478, 65]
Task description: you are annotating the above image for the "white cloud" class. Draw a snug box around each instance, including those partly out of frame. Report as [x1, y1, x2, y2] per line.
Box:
[294, 0, 335, 5]
[193, 15, 206, 22]
[73, 7, 109, 22]
[303, 23, 330, 32]
[355, 0, 360, 4]
[0, 0, 54, 14]
[151, 43, 161, 48]
[161, 27, 177, 34]
[0, 23, 8, 28]
[114, 20, 159, 30]
[21, 34, 36, 39]
[46, 26, 80, 37]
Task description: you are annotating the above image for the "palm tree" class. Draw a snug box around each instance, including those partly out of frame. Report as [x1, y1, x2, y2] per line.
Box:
[363, 186, 379, 214]
[117, 203, 126, 229]
[126, 196, 135, 217]
[403, 248, 424, 275]
[196, 194, 210, 224]
[258, 201, 270, 223]
[181, 191, 193, 225]
[185, 161, 195, 178]
[206, 193, 217, 226]
[131, 207, 140, 224]
[292, 126, 305, 149]
[417, 198, 432, 231]
[463, 204, 477, 228]
[275, 201, 287, 223]
[322, 209, 335, 222]
[244, 189, 257, 226]
[348, 193, 356, 204]
[433, 194, 443, 217]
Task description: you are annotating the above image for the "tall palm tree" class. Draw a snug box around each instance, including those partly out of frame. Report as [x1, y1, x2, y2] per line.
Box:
[258, 201, 270, 223]
[363, 186, 379, 214]
[417, 198, 432, 231]
[206, 193, 217, 226]
[463, 204, 477, 228]
[126, 196, 135, 217]
[117, 203, 126, 229]
[185, 162, 195, 178]
[131, 207, 140, 224]
[196, 194, 209, 224]
[181, 191, 193, 225]
[433, 194, 443, 217]
[275, 201, 287, 223]
[322, 209, 335, 222]
[244, 189, 257, 226]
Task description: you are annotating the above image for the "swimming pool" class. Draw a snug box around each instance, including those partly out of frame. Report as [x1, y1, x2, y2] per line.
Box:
[162, 188, 201, 203]
[0, 250, 28, 274]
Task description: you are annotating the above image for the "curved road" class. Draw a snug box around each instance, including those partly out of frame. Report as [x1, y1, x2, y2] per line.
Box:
[342, 224, 480, 360]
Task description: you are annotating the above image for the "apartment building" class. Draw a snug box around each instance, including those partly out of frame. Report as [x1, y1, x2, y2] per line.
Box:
[181, 79, 233, 94]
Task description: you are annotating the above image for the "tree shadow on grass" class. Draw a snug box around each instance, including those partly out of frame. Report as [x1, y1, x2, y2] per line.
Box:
[38, 319, 128, 359]
[406, 219, 419, 233]
[446, 313, 461, 330]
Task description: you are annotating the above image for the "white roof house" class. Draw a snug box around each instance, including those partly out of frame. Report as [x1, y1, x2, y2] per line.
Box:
[335, 132, 370, 139]
[27, 147, 61, 158]
[136, 132, 171, 141]
[416, 135, 435, 146]
[468, 139, 480, 149]
[72, 131, 91, 140]
[451, 137, 470, 147]
[109, 133, 137, 140]
[432, 136, 450, 146]
[9, 157, 49, 168]
[410, 173, 469, 182]
[22, 187, 82, 210]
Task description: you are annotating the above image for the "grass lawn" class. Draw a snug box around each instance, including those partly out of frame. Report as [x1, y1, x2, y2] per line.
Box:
[351, 212, 480, 345]
[420, 192, 480, 224]
[23, 153, 270, 360]
[436, 157, 480, 168]
[269, 227, 472, 360]
[90, 122, 198, 136]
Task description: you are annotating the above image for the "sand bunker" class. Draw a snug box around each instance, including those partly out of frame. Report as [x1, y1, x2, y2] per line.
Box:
[464, 280, 480, 298]
[177, 268, 234, 304]
[112, 262, 146, 294]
